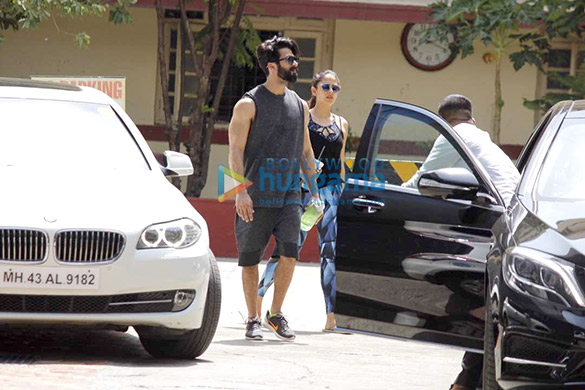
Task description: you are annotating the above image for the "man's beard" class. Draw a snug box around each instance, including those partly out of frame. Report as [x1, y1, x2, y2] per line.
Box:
[277, 63, 298, 83]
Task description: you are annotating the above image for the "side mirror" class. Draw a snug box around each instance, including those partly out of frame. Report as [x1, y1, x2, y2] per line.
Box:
[161, 151, 193, 177]
[418, 167, 479, 200]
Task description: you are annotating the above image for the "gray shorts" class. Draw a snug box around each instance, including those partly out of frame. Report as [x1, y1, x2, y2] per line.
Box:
[235, 204, 301, 267]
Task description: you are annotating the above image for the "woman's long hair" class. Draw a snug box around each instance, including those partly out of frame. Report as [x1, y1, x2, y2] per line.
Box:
[308, 70, 340, 109]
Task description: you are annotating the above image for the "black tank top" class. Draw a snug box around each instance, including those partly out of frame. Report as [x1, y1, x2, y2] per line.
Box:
[242, 85, 305, 207]
[308, 114, 344, 188]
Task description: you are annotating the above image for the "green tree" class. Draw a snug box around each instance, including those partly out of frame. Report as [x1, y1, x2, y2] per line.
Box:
[539, 0, 585, 39]
[426, 0, 549, 144]
[0, 0, 136, 46]
[155, 0, 260, 196]
[523, 1, 585, 112]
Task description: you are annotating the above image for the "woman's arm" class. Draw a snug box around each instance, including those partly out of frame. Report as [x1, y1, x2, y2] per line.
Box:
[339, 115, 349, 188]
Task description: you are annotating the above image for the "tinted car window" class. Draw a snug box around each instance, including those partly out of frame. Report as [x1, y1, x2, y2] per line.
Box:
[536, 119, 585, 200]
[516, 112, 551, 173]
[0, 98, 149, 171]
[368, 105, 471, 185]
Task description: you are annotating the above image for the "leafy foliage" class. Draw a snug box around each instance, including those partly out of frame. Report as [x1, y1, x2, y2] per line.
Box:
[0, 0, 136, 47]
[427, 0, 548, 69]
[425, 0, 554, 143]
[427, 1, 585, 120]
[540, 0, 585, 39]
[73, 31, 90, 47]
[231, 16, 261, 68]
[525, 62, 585, 111]
[202, 15, 260, 69]
[523, 1, 585, 112]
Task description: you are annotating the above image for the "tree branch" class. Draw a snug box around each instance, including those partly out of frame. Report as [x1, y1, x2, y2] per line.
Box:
[155, 0, 174, 146]
[176, 7, 188, 152]
[206, 0, 221, 69]
[209, 0, 246, 124]
[180, 0, 201, 79]
[220, 0, 233, 26]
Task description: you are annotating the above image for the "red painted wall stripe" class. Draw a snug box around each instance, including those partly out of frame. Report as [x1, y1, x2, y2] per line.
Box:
[138, 125, 229, 144]
[188, 198, 320, 262]
[136, 0, 430, 23]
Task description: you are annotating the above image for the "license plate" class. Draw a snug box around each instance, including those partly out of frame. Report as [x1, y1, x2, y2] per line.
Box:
[0, 266, 100, 290]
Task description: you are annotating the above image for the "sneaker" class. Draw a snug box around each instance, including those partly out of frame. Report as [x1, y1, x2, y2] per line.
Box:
[245, 317, 263, 340]
[264, 310, 296, 341]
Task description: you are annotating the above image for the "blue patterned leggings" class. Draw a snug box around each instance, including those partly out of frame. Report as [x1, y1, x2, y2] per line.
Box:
[257, 185, 341, 314]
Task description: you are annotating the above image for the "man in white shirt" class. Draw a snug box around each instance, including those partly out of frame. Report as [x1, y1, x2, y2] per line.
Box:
[403, 94, 519, 207]
[403, 95, 520, 390]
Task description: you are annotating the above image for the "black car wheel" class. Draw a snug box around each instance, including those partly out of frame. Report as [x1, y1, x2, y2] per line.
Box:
[482, 300, 501, 390]
[139, 251, 222, 359]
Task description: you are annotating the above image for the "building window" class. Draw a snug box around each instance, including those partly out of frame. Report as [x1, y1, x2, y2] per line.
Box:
[545, 42, 585, 92]
[159, 15, 331, 125]
[167, 28, 178, 115]
[206, 30, 279, 122]
[170, 29, 318, 122]
[290, 37, 318, 100]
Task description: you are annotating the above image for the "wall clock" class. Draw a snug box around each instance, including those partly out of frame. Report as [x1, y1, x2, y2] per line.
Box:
[401, 23, 455, 71]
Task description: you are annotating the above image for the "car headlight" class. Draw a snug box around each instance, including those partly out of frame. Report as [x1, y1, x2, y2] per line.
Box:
[503, 247, 585, 307]
[137, 218, 201, 249]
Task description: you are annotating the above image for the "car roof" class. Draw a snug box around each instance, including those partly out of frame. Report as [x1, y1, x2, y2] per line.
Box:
[0, 77, 113, 105]
[565, 100, 585, 118]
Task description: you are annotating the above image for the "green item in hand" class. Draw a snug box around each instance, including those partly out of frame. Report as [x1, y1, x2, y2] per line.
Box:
[300, 200, 324, 232]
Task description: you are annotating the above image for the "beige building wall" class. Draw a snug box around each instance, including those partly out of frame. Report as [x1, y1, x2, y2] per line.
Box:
[332, 20, 539, 145]
[202, 145, 229, 199]
[0, 13, 543, 199]
[0, 8, 158, 126]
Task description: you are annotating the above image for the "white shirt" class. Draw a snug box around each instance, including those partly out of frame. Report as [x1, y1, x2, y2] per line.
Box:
[403, 123, 520, 206]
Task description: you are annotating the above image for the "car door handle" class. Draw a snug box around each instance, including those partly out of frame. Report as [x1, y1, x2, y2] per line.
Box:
[352, 198, 385, 213]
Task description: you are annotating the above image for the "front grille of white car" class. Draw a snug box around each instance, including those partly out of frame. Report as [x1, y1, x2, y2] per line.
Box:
[0, 290, 180, 313]
[0, 229, 48, 262]
[55, 231, 125, 263]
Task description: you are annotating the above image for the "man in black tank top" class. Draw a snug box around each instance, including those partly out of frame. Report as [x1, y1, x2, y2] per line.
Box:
[228, 36, 321, 341]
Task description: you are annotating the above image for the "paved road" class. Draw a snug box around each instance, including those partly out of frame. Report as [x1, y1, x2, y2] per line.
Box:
[0, 259, 465, 389]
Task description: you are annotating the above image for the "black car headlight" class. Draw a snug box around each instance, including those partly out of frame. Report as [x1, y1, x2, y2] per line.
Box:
[137, 218, 201, 249]
[503, 247, 585, 307]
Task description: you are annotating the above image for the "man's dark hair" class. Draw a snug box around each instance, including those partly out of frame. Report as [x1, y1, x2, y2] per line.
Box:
[438, 94, 473, 123]
[256, 36, 300, 77]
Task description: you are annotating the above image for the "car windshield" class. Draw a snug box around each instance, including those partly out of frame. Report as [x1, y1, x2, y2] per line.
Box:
[536, 121, 585, 200]
[0, 98, 149, 171]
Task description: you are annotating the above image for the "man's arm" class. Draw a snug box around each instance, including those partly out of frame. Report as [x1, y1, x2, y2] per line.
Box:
[403, 135, 461, 188]
[228, 98, 255, 222]
[299, 101, 320, 200]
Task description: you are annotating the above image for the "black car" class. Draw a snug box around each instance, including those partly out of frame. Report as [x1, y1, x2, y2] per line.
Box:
[334, 99, 585, 389]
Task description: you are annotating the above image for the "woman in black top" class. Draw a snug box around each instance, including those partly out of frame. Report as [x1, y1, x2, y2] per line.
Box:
[257, 70, 349, 331]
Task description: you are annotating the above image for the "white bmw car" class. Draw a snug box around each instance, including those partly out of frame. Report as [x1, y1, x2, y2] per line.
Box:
[0, 78, 220, 359]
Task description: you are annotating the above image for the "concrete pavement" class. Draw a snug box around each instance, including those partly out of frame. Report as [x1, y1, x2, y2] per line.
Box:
[210, 258, 465, 389]
[0, 258, 466, 389]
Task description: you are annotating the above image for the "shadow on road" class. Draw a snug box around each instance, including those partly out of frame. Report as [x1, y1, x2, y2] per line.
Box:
[222, 326, 336, 337]
[215, 326, 347, 346]
[0, 327, 210, 367]
[214, 338, 309, 347]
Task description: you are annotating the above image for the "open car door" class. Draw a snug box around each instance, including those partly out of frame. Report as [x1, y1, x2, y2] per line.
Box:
[335, 100, 505, 351]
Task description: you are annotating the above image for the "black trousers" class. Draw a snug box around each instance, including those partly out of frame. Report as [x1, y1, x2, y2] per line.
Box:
[454, 352, 483, 388]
